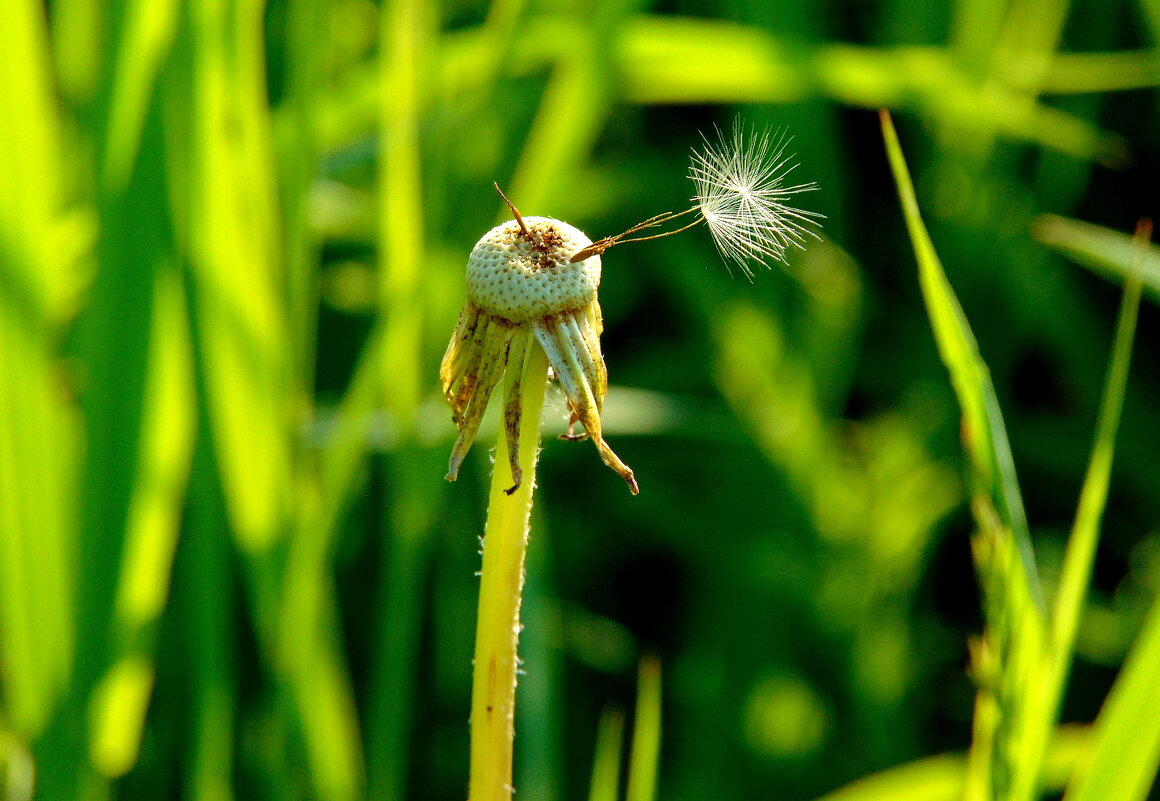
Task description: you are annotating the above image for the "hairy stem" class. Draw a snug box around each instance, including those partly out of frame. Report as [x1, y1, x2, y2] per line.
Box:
[468, 341, 550, 801]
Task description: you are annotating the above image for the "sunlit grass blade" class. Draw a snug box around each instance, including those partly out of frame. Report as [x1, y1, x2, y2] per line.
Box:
[617, 19, 1125, 164]
[0, 325, 76, 739]
[1032, 214, 1160, 303]
[90, 266, 195, 779]
[881, 109, 1048, 801]
[879, 109, 1042, 611]
[101, 0, 181, 190]
[0, 0, 77, 744]
[1050, 220, 1146, 701]
[50, 0, 102, 105]
[287, 615, 365, 801]
[1064, 596, 1160, 801]
[114, 266, 195, 639]
[175, 0, 291, 554]
[812, 727, 1088, 801]
[0, 732, 35, 801]
[378, 0, 426, 420]
[171, 2, 365, 798]
[625, 656, 662, 801]
[587, 707, 625, 801]
[469, 0, 533, 105]
[1034, 51, 1160, 94]
[1053, 223, 1152, 801]
[506, 0, 620, 215]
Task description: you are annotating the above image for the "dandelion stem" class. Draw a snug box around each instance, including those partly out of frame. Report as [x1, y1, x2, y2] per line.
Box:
[468, 339, 550, 801]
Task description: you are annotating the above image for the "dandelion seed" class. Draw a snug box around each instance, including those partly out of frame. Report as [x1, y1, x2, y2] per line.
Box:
[568, 119, 822, 277]
[690, 122, 824, 278]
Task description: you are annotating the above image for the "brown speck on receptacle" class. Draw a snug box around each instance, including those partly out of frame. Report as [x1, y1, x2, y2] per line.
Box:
[530, 224, 566, 270]
[535, 227, 564, 251]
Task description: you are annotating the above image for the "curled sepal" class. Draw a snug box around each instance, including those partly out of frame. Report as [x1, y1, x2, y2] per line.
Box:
[532, 313, 638, 495]
[440, 302, 488, 422]
[500, 328, 532, 494]
[445, 316, 516, 482]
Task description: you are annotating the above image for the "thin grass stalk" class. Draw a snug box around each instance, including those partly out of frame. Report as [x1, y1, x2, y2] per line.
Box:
[1052, 221, 1147, 670]
[587, 707, 626, 801]
[625, 657, 662, 801]
[1009, 221, 1147, 801]
[468, 341, 550, 801]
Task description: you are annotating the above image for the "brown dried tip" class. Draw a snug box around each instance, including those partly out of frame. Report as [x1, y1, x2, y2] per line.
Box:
[493, 182, 531, 239]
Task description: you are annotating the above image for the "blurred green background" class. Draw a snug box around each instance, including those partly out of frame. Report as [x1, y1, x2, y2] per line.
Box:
[2, 0, 1159, 799]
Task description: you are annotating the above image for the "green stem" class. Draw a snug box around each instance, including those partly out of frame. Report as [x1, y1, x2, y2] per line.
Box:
[468, 341, 550, 801]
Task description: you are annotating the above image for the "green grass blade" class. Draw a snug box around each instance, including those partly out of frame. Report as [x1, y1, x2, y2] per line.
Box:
[1032, 214, 1160, 303]
[1036, 51, 1160, 94]
[173, 2, 365, 797]
[625, 657, 662, 801]
[1057, 231, 1155, 801]
[587, 707, 625, 801]
[101, 0, 181, 190]
[0, 0, 76, 745]
[1050, 222, 1145, 694]
[879, 109, 1042, 612]
[508, 0, 640, 213]
[378, 0, 426, 421]
[814, 727, 1088, 801]
[1064, 595, 1160, 801]
[617, 19, 1124, 163]
[89, 265, 195, 779]
[881, 109, 1053, 801]
[113, 266, 195, 636]
[176, 0, 292, 554]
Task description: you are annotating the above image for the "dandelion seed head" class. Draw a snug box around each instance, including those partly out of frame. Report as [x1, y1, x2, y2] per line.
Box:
[442, 204, 638, 494]
[466, 217, 601, 322]
[690, 121, 824, 278]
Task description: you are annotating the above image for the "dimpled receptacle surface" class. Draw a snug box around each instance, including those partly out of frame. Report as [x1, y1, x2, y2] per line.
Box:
[466, 217, 601, 322]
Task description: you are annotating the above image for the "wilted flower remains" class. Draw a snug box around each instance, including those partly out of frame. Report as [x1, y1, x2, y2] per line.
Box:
[441, 193, 638, 495]
[442, 122, 823, 492]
